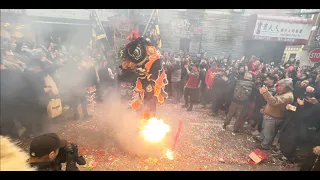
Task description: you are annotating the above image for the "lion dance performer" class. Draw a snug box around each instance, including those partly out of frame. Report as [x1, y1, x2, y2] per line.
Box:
[119, 32, 168, 120]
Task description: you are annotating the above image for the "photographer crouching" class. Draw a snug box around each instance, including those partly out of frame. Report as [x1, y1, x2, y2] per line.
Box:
[28, 133, 86, 171]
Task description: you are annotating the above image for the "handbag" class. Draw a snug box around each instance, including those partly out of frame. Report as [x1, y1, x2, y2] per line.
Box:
[47, 98, 62, 118]
[44, 75, 62, 118]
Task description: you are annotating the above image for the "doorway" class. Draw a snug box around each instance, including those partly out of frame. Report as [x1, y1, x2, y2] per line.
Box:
[244, 40, 286, 64]
[179, 38, 191, 52]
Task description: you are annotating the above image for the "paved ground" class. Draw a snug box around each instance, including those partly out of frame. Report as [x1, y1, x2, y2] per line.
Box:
[19, 96, 299, 171]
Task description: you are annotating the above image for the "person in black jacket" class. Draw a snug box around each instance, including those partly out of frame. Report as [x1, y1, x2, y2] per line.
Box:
[280, 88, 320, 162]
[207, 69, 228, 116]
[223, 70, 238, 115]
[198, 61, 207, 106]
[250, 75, 277, 135]
[29, 133, 66, 171]
[58, 59, 92, 120]
[28, 133, 80, 171]
[223, 72, 255, 133]
[18, 54, 61, 134]
[294, 80, 309, 102]
[0, 59, 25, 138]
[298, 97, 320, 171]
[166, 58, 182, 104]
[18, 56, 53, 136]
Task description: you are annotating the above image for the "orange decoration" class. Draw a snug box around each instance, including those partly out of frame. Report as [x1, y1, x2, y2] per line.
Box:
[135, 79, 143, 92]
[130, 98, 142, 110]
[154, 70, 166, 98]
[145, 54, 160, 73]
[140, 90, 145, 100]
[122, 60, 136, 69]
[157, 94, 165, 104]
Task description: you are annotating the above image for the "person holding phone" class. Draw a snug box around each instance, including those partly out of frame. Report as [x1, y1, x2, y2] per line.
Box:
[279, 86, 320, 163]
[257, 78, 294, 150]
[298, 95, 320, 171]
[250, 75, 277, 136]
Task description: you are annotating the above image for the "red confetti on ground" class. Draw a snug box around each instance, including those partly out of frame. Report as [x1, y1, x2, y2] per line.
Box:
[18, 97, 299, 171]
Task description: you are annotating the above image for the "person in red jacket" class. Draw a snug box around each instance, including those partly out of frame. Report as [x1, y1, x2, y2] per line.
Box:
[203, 63, 218, 107]
[248, 57, 261, 77]
[205, 62, 217, 89]
[182, 65, 199, 111]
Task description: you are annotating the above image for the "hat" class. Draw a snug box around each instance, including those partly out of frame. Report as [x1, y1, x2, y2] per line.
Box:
[29, 133, 67, 158]
[278, 78, 293, 91]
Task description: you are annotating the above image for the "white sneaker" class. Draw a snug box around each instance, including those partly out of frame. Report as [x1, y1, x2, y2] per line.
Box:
[251, 130, 260, 136]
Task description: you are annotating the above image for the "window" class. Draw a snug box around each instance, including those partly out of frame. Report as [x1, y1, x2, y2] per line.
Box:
[303, 14, 313, 18]
[289, 53, 296, 61]
[179, 38, 191, 52]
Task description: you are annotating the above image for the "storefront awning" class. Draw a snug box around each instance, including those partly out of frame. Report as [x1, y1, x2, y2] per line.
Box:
[244, 14, 314, 45]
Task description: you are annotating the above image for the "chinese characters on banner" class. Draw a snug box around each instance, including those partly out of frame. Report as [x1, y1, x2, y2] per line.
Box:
[253, 20, 312, 42]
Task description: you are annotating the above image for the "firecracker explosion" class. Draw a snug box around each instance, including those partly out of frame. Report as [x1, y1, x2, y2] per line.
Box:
[139, 117, 175, 160]
[141, 117, 170, 143]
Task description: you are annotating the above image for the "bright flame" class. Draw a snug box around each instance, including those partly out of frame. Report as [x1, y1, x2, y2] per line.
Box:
[141, 117, 170, 143]
[165, 149, 174, 160]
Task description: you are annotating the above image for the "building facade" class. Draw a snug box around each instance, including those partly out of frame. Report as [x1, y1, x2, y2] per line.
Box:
[2, 9, 314, 63]
[134, 9, 309, 60]
[133, 9, 314, 63]
[1, 9, 117, 46]
[289, 9, 320, 65]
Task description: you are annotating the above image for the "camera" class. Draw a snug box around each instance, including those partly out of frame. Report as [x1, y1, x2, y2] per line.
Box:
[55, 143, 86, 171]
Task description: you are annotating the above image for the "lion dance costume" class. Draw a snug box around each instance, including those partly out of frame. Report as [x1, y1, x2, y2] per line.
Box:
[119, 32, 168, 119]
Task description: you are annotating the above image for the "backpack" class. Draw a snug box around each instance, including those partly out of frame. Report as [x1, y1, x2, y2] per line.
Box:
[233, 80, 254, 101]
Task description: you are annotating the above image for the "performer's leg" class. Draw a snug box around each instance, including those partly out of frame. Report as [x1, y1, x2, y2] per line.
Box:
[177, 81, 182, 103]
[187, 88, 196, 111]
[70, 95, 80, 120]
[149, 96, 157, 116]
[223, 102, 237, 129]
[182, 87, 189, 108]
[80, 95, 92, 120]
[142, 95, 157, 118]
[233, 104, 248, 132]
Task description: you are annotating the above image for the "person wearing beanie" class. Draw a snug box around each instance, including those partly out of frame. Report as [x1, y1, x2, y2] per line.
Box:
[223, 72, 254, 132]
[257, 78, 294, 150]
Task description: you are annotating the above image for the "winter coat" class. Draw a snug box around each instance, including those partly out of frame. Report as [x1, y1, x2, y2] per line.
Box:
[261, 91, 294, 119]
